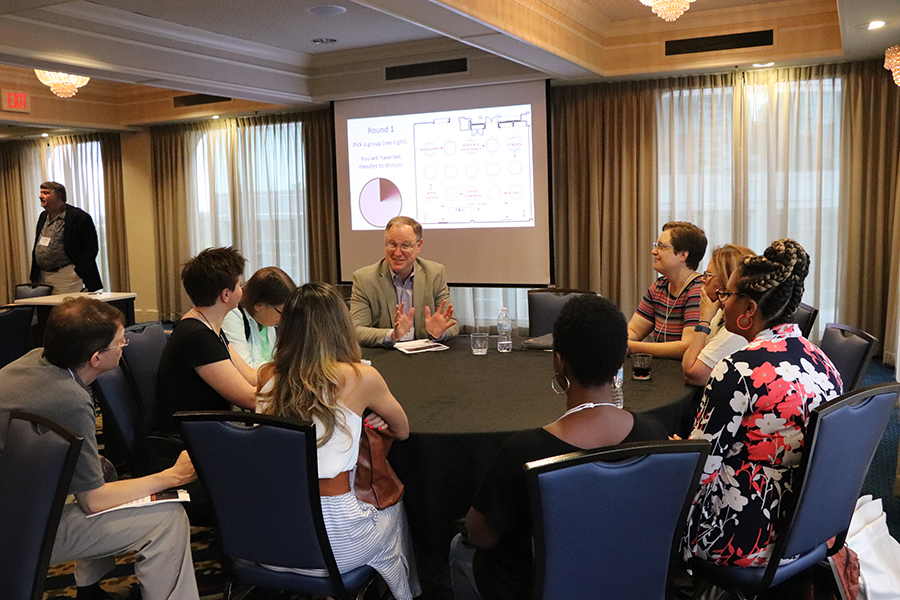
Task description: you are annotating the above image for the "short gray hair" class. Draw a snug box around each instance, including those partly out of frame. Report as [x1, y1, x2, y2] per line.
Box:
[385, 216, 422, 240]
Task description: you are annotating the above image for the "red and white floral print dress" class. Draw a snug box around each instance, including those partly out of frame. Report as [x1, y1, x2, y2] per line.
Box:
[684, 323, 843, 567]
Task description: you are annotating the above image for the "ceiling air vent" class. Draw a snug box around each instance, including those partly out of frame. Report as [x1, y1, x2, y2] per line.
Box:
[385, 58, 468, 81]
[173, 94, 232, 108]
[666, 30, 774, 56]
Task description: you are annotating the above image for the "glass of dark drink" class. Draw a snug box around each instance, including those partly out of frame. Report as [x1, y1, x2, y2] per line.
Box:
[632, 353, 652, 380]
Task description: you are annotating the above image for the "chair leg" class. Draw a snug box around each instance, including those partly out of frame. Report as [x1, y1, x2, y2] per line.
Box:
[358, 577, 392, 600]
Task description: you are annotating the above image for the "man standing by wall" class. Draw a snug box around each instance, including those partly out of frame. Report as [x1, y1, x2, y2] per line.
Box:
[30, 181, 103, 293]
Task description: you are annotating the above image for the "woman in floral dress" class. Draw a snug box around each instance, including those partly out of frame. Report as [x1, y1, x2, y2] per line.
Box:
[684, 239, 843, 567]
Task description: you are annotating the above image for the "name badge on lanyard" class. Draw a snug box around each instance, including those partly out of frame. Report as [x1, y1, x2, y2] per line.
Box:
[39, 236, 52, 247]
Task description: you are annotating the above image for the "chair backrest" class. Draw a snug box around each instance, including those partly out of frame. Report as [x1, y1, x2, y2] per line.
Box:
[121, 322, 167, 429]
[527, 289, 593, 337]
[0, 305, 36, 369]
[819, 323, 878, 391]
[14, 284, 53, 300]
[526, 440, 710, 600]
[787, 302, 818, 338]
[176, 411, 350, 594]
[335, 284, 353, 307]
[763, 383, 899, 584]
[0, 412, 82, 600]
[92, 365, 144, 470]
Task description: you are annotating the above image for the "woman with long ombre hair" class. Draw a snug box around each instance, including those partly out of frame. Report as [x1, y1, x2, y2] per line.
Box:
[256, 282, 420, 599]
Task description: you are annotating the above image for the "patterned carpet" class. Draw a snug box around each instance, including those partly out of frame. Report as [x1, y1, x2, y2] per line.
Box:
[44, 526, 228, 599]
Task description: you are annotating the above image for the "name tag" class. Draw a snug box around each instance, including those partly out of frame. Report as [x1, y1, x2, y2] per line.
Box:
[39, 236, 52, 247]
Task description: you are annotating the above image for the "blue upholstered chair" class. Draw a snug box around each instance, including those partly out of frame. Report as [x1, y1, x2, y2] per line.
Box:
[525, 440, 710, 600]
[92, 330, 182, 478]
[527, 288, 594, 338]
[121, 322, 167, 427]
[92, 365, 143, 473]
[819, 323, 878, 391]
[687, 383, 900, 600]
[176, 411, 377, 600]
[0, 412, 82, 600]
[787, 302, 818, 339]
[0, 305, 35, 369]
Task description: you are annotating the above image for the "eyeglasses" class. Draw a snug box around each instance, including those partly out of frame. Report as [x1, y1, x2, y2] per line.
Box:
[702, 271, 717, 280]
[385, 241, 419, 252]
[715, 289, 745, 302]
[651, 242, 673, 251]
[100, 337, 129, 353]
[271, 306, 282, 315]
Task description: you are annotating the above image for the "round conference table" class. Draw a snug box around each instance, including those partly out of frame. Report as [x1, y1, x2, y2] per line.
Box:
[361, 335, 700, 599]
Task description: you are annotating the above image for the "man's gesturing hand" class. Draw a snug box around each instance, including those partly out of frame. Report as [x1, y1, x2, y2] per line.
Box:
[425, 300, 456, 339]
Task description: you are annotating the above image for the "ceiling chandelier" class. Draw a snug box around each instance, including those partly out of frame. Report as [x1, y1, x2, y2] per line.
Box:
[640, 0, 695, 22]
[34, 69, 90, 98]
[885, 46, 900, 86]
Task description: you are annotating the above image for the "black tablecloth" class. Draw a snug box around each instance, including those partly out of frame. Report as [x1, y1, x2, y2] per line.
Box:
[362, 336, 700, 599]
[362, 336, 697, 434]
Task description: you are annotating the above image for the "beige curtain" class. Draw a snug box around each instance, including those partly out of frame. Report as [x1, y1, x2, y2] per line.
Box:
[150, 110, 329, 319]
[655, 74, 736, 247]
[740, 65, 844, 341]
[98, 133, 129, 292]
[839, 60, 900, 365]
[303, 108, 337, 284]
[550, 81, 658, 315]
[150, 125, 194, 321]
[0, 142, 33, 303]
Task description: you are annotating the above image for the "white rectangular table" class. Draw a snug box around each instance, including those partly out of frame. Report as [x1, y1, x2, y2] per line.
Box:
[15, 292, 138, 339]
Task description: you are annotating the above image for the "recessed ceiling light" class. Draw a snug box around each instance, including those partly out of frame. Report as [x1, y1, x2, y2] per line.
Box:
[212, 115, 220, 120]
[869, 21, 886, 30]
[753, 62, 775, 68]
[308, 5, 347, 16]
[312, 38, 337, 45]
[41, 133, 49, 137]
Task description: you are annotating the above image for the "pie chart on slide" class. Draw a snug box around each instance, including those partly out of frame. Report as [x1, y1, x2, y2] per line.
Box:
[359, 178, 402, 228]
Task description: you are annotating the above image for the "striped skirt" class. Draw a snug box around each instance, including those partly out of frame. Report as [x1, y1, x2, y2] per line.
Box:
[264, 492, 420, 600]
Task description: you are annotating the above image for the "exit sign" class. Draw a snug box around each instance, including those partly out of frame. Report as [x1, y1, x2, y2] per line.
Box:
[1, 89, 30, 113]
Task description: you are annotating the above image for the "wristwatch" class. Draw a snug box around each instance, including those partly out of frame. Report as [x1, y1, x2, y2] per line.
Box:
[694, 324, 711, 334]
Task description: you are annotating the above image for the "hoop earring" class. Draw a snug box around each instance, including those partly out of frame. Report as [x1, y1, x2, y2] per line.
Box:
[737, 314, 753, 331]
[551, 373, 570, 395]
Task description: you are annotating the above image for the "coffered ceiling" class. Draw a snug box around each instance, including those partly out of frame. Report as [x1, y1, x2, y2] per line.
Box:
[0, 0, 897, 121]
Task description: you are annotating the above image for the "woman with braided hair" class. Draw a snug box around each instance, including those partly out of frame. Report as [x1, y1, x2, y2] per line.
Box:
[683, 239, 843, 567]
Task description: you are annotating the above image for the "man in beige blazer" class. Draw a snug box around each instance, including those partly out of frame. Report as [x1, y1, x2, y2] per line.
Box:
[351, 216, 458, 347]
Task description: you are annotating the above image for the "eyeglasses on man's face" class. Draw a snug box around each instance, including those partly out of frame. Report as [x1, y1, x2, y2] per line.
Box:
[100, 337, 129, 353]
[651, 242, 673, 251]
[385, 241, 419, 252]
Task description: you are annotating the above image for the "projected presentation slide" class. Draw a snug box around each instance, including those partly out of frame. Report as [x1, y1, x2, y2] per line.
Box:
[347, 104, 534, 231]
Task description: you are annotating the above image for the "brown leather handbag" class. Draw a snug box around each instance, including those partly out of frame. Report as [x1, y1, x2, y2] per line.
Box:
[354, 426, 404, 509]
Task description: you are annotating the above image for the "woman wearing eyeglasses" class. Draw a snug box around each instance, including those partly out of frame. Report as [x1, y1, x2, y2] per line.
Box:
[683, 239, 842, 568]
[681, 245, 756, 386]
[221, 266, 296, 369]
[627, 221, 708, 359]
